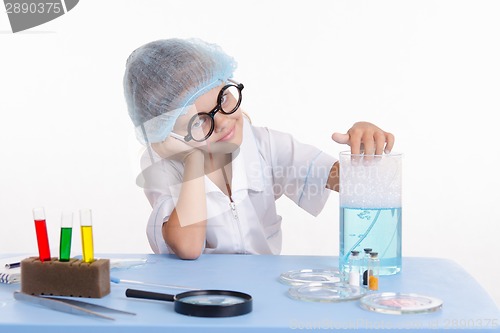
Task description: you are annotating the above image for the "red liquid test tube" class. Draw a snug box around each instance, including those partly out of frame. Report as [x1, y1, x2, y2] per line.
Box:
[33, 207, 51, 262]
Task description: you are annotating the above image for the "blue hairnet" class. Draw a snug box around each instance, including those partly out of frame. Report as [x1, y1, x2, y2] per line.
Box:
[123, 38, 237, 144]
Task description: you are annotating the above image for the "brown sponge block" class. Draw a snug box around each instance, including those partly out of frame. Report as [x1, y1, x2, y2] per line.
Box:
[21, 257, 110, 298]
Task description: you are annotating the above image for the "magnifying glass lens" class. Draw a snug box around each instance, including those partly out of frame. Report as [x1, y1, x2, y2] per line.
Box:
[179, 294, 247, 306]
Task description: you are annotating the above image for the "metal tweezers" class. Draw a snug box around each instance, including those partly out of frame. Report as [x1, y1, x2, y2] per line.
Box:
[13, 291, 136, 320]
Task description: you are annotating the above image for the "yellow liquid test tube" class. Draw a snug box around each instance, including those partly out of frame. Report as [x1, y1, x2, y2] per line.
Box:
[80, 209, 94, 263]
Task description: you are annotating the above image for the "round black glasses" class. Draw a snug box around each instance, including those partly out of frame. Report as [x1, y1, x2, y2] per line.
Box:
[181, 81, 244, 142]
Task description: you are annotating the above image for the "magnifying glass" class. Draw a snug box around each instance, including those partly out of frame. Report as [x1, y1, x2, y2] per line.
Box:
[125, 288, 252, 317]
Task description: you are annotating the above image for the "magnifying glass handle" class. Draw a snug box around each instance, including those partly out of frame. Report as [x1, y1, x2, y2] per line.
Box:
[125, 289, 175, 302]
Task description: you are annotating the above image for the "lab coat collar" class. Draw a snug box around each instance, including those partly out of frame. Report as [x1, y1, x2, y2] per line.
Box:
[204, 117, 264, 194]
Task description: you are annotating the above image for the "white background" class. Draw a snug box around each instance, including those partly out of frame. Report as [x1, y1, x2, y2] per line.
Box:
[1, 0, 499, 306]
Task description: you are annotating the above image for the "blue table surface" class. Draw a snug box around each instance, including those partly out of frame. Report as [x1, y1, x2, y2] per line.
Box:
[0, 254, 499, 332]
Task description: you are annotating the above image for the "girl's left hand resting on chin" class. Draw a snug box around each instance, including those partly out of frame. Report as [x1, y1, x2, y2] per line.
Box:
[331, 121, 395, 155]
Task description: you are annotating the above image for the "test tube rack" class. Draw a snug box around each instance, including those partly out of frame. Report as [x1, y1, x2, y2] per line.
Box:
[20, 257, 110, 298]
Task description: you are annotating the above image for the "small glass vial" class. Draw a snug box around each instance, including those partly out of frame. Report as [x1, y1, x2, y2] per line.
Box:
[348, 250, 361, 286]
[368, 252, 380, 291]
[362, 248, 372, 287]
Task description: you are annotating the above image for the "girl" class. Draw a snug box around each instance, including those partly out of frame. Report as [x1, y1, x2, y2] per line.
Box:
[123, 38, 394, 259]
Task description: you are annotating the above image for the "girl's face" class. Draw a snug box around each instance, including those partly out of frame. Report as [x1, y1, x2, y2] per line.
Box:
[172, 83, 244, 154]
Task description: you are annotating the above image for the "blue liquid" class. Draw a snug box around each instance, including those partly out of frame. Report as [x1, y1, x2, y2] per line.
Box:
[340, 207, 402, 275]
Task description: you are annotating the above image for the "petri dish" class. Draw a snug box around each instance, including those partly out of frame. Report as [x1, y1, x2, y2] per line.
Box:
[360, 292, 443, 315]
[288, 282, 365, 302]
[279, 268, 341, 286]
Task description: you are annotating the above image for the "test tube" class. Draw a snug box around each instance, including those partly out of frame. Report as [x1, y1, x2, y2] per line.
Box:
[59, 211, 73, 262]
[368, 252, 380, 291]
[33, 207, 51, 262]
[348, 250, 361, 286]
[80, 209, 94, 263]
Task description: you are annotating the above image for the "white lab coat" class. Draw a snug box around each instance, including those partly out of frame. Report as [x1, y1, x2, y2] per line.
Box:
[140, 118, 337, 254]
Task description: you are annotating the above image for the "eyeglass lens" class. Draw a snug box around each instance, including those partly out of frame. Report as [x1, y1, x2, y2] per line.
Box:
[218, 85, 241, 114]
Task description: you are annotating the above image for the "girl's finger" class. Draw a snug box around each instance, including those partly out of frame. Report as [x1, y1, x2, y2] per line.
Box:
[331, 132, 350, 145]
[374, 132, 386, 155]
[384, 132, 395, 154]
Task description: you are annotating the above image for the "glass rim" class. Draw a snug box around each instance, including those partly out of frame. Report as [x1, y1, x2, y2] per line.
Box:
[339, 150, 403, 157]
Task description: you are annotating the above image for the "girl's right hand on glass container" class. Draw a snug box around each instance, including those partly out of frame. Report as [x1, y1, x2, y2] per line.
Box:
[331, 121, 395, 155]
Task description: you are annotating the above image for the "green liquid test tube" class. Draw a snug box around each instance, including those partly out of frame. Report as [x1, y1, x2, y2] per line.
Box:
[59, 211, 73, 262]
[80, 209, 94, 263]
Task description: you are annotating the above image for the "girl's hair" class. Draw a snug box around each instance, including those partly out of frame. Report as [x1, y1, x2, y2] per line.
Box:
[123, 38, 237, 144]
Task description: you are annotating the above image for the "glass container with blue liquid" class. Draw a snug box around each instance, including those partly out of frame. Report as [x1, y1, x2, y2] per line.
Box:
[339, 152, 402, 276]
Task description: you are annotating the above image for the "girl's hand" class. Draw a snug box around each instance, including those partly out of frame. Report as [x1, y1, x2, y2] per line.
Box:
[331, 121, 395, 155]
[151, 136, 204, 162]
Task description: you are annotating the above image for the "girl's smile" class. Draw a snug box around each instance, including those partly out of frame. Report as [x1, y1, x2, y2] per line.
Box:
[217, 125, 236, 142]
